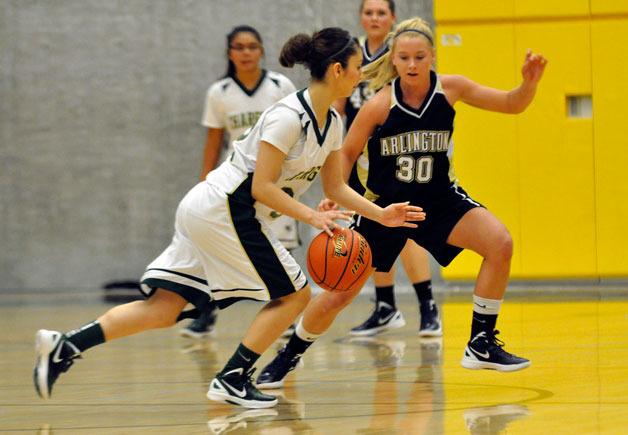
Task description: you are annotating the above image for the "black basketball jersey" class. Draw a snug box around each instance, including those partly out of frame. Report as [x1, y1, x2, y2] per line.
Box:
[363, 71, 456, 205]
[344, 36, 390, 128]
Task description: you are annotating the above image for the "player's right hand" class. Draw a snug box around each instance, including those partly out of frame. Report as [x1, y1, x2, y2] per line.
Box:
[309, 209, 353, 237]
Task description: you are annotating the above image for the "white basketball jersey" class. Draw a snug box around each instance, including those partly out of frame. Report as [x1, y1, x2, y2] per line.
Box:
[205, 88, 344, 224]
[201, 70, 296, 147]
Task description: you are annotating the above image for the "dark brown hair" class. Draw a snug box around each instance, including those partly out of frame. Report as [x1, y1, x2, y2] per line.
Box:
[279, 28, 358, 81]
[224, 25, 263, 78]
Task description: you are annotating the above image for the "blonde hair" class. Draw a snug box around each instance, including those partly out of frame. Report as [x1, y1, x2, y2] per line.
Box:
[362, 17, 434, 91]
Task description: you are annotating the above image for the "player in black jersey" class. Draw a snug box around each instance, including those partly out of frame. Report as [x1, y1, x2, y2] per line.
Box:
[339, 17, 547, 372]
[335, 0, 442, 338]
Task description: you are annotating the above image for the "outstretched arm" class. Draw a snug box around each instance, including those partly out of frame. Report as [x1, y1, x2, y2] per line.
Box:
[321, 150, 425, 229]
[442, 50, 548, 114]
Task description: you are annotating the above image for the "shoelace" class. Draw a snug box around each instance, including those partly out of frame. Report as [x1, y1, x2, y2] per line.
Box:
[60, 354, 81, 373]
[244, 367, 257, 385]
[489, 330, 505, 347]
[276, 346, 301, 370]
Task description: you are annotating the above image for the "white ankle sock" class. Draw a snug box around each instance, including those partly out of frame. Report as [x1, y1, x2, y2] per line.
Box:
[295, 318, 322, 342]
[473, 295, 502, 316]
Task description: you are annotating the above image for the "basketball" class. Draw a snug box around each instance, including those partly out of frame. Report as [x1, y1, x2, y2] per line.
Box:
[306, 227, 372, 292]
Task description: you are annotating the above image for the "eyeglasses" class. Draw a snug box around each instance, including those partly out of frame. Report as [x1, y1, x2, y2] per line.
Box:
[230, 44, 262, 52]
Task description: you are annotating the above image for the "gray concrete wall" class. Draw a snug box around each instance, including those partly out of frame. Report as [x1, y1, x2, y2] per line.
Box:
[1, 0, 433, 290]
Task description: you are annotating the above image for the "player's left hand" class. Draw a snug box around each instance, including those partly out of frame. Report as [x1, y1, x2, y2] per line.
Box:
[379, 202, 425, 228]
[521, 50, 547, 84]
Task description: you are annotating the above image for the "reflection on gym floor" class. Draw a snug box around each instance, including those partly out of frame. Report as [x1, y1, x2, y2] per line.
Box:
[1, 288, 627, 434]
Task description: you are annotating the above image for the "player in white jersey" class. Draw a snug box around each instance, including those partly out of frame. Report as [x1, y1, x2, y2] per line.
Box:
[33, 27, 424, 409]
[181, 25, 297, 339]
[200, 26, 296, 172]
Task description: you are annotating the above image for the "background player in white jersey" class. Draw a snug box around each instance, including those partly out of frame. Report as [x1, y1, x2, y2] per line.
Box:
[33, 27, 424, 408]
[342, 18, 546, 372]
[335, 0, 442, 339]
[181, 25, 298, 339]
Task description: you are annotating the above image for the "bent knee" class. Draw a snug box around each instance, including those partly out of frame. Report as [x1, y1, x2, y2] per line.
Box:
[322, 287, 361, 311]
[142, 302, 180, 328]
[277, 286, 311, 310]
[492, 231, 513, 262]
[294, 286, 312, 309]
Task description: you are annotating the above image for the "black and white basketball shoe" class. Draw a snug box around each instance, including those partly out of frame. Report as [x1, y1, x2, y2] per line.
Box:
[419, 300, 443, 337]
[461, 330, 530, 372]
[349, 301, 406, 336]
[256, 345, 303, 389]
[207, 368, 278, 408]
[33, 329, 81, 399]
[180, 306, 218, 339]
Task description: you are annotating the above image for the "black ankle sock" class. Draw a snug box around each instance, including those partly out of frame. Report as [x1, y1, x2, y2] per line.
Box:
[206, 299, 218, 313]
[221, 343, 260, 375]
[413, 280, 434, 307]
[375, 285, 395, 308]
[65, 320, 105, 355]
[198, 302, 217, 322]
[285, 333, 314, 356]
[470, 312, 498, 340]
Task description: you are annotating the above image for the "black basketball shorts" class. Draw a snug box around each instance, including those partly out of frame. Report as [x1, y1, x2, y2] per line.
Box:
[352, 184, 483, 272]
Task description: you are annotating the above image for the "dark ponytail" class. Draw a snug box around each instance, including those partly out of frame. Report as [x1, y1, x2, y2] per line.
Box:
[279, 34, 313, 68]
[279, 27, 358, 81]
[224, 25, 263, 78]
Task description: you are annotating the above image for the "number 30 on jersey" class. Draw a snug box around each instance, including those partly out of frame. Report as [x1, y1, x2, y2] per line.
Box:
[396, 155, 434, 183]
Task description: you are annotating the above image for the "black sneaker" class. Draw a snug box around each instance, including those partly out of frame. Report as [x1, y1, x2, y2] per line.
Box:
[349, 301, 405, 336]
[461, 330, 530, 372]
[207, 368, 278, 408]
[419, 301, 443, 337]
[180, 306, 217, 339]
[256, 346, 303, 389]
[33, 329, 81, 399]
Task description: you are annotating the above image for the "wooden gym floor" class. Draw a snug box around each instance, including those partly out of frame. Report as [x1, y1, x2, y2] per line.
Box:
[1, 286, 627, 434]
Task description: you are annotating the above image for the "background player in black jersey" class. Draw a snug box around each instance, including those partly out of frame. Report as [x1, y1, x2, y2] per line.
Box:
[335, 0, 442, 339]
[340, 17, 546, 372]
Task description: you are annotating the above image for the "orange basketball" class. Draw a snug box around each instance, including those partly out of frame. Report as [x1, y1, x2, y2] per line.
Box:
[306, 227, 372, 292]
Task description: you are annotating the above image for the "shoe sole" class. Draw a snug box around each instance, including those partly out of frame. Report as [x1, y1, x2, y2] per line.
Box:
[255, 379, 285, 390]
[34, 330, 56, 399]
[349, 313, 406, 337]
[461, 357, 531, 372]
[207, 390, 278, 408]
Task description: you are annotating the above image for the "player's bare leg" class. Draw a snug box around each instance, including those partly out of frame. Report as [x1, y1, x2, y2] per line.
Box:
[448, 208, 529, 372]
[257, 273, 370, 389]
[208, 287, 311, 408]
